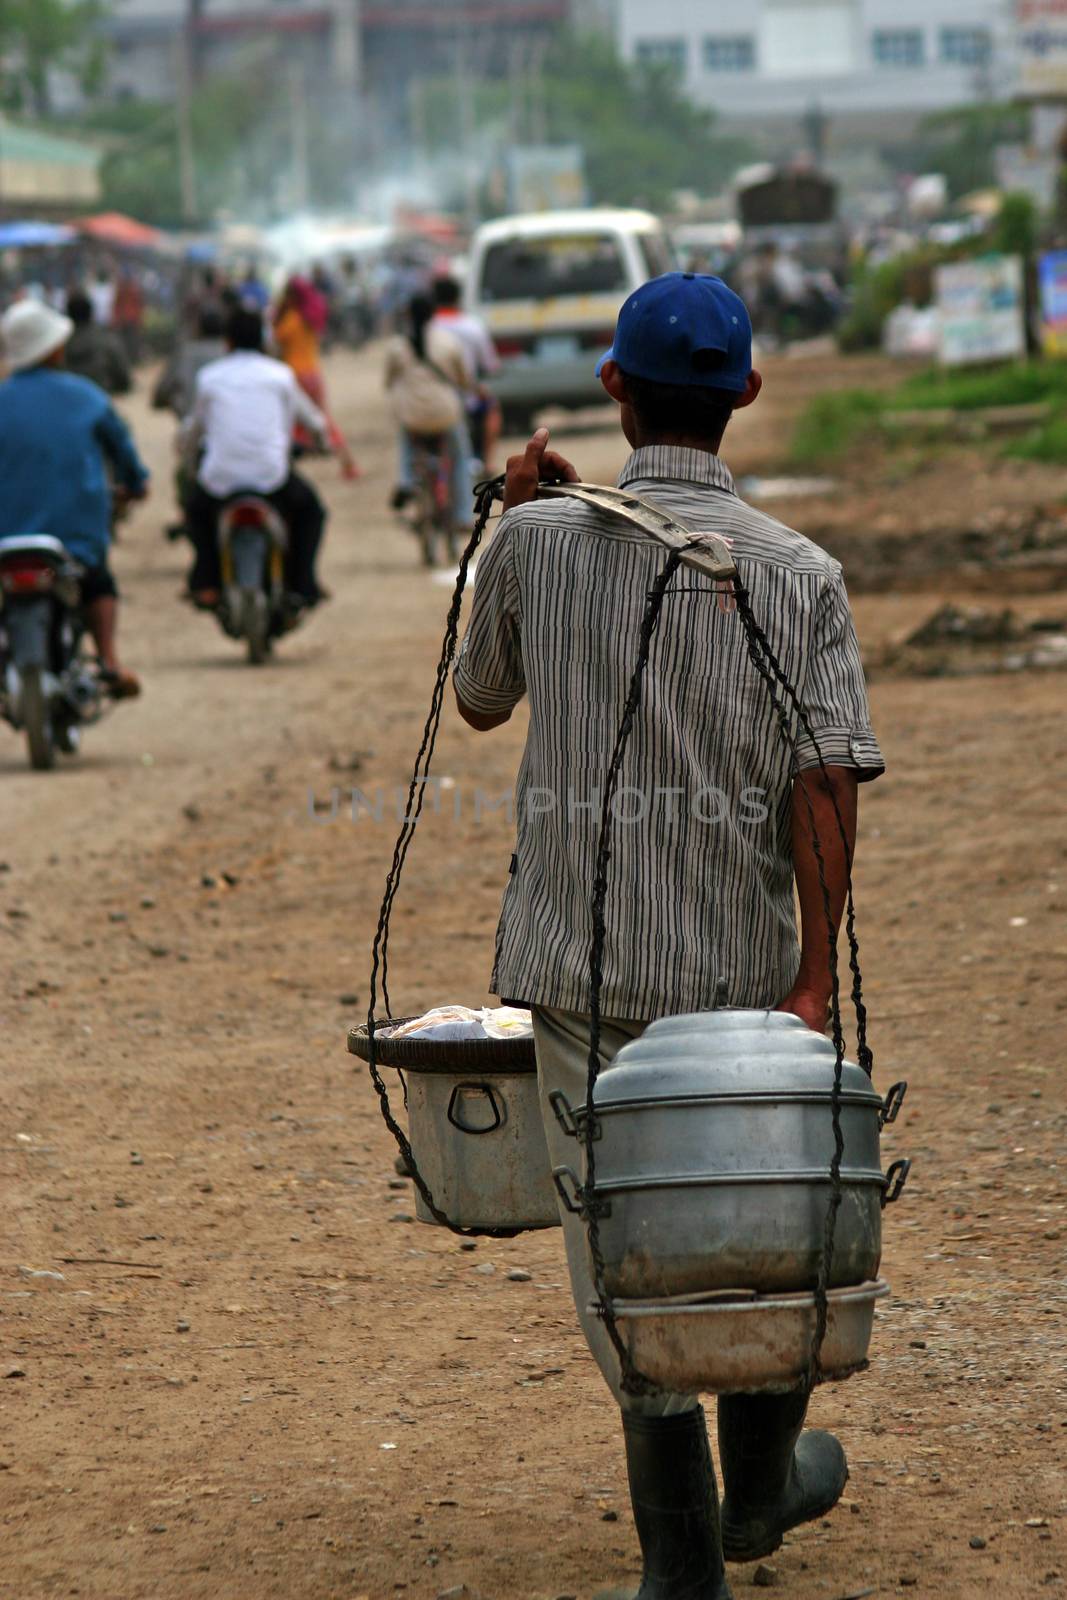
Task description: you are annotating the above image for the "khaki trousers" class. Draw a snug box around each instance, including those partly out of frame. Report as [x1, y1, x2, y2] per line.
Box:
[532, 1004, 699, 1418]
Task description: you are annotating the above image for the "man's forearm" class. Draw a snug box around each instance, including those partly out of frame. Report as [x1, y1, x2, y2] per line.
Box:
[783, 766, 859, 1027]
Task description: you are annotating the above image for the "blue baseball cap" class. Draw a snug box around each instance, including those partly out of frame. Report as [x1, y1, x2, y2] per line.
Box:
[597, 272, 753, 393]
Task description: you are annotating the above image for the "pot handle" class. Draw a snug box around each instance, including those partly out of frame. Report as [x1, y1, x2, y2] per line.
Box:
[879, 1080, 908, 1128]
[549, 1089, 578, 1137]
[548, 1090, 600, 1141]
[882, 1157, 912, 1207]
[556, 1164, 588, 1209]
[446, 1081, 505, 1136]
[552, 1166, 583, 1214]
[552, 1166, 610, 1219]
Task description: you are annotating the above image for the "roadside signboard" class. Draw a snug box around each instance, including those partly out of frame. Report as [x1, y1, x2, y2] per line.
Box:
[1039, 249, 1067, 354]
[935, 255, 1027, 367]
[1016, 0, 1067, 97]
[994, 142, 1058, 211]
[506, 146, 587, 215]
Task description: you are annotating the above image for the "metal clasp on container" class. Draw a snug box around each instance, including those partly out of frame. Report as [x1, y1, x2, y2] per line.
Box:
[548, 1090, 600, 1141]
[881, 1157, 912, 1207]
[879, 1081, 908, 1128]
[552, 1166, 611, 1219]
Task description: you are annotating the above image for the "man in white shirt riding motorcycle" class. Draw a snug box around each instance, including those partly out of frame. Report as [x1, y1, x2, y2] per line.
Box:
[182, 307, 330, 609]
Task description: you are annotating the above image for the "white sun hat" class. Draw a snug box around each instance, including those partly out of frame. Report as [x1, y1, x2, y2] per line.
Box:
[1, 299, 75, 372]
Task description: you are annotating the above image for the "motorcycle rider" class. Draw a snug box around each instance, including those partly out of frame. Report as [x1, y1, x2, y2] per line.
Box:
[0, 299, 149, 697]
[182, 306, 330, 609]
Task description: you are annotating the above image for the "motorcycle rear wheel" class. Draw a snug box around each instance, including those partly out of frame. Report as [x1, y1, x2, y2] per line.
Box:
[22, 667, 56, 771]
[241, 590, 271, 666]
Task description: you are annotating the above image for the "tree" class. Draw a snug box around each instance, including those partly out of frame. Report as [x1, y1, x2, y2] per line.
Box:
[990, 191, 1038, 258]
[85, 63, 356, 226]
[887, 102, 1031, 202]
[0, 0, 110, 118]
[83, 73, 287, 226]
[420, 31, 754, 215]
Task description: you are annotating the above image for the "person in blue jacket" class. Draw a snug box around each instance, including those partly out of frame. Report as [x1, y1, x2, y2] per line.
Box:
[0, 299, 150, 697]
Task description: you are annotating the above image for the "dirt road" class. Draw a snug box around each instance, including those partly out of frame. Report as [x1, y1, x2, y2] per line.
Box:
[2, 348, 1064, 1599]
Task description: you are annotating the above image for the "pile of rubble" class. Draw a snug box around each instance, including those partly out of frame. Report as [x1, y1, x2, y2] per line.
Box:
[875, 603, 1067, 679]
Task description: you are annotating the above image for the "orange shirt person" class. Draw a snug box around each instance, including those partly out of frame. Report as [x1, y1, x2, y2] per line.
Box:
[274, 277, 358, 480]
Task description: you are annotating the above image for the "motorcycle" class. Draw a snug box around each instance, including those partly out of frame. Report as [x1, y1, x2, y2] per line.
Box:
[0, 536, 106, 771]
[211, 494, 301, 665]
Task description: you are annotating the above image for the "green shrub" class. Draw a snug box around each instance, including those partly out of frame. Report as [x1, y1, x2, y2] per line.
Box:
[890, 361, 1067, 412]
[1005, 417, 1067, 462]
[838, 260, 910, 353]
[838, 244, 953, 353]
[790, 390, 885, 463]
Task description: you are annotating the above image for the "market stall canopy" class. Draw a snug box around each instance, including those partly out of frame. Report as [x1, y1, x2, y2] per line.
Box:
[78, 212, 173, 251]
[0, 118, 101, 209]
[0, 220, 76, 250]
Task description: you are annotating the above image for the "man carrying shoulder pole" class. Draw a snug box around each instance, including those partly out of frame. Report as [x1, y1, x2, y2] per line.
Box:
[453, 274, 885, 1597]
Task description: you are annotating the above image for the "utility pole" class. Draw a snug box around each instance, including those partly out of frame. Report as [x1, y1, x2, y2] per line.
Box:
[337, 0, 362, 188]
[803, 101, 828, 167]
[507, 37, 528, 147]
[528, 40, 549, 146]
[331, 0, 362, 92]
[409, 73, 426, 168]
[289, 60, 311, 211]
[454, 35, 479, 230]
[174, 30, 198, 222]
[187, 0, 207, 88]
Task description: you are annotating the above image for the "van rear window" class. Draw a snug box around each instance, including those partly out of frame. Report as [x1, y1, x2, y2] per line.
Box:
[479, 234, 628, 301]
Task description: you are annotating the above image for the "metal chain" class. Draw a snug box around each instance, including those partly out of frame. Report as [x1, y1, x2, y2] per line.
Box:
[728, 582, 872, 1077]
[376, 496, 494, 1018]
[585, 549, 687, 1396]
[363, 488, 501, 1237]
[729, 576, 850, 1386]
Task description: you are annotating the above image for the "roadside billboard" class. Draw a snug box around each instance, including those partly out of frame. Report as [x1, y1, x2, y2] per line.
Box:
[994, 143, 1059, 211]
[506, 146, 587, 215]
[1016, 0, 1067, 97]
[935, 256, 1027, 367]
[1039, 249, 1067, 354]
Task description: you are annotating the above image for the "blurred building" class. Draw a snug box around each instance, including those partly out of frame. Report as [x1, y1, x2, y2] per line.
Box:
[104, 0, 357, 100]
[616, 0, 1016, 144]
[103, 0, 580, 114]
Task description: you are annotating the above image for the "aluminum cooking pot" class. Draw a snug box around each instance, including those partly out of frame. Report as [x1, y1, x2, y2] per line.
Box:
[552, 1009, 909, 1299]
[348, 1019, 560, 1233]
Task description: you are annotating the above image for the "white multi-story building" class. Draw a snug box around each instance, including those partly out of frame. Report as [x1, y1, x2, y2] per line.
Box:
[617, 0, 1016, 136]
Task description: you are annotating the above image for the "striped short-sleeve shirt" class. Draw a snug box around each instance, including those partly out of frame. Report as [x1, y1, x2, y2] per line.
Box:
[454, 445, 884, 1019]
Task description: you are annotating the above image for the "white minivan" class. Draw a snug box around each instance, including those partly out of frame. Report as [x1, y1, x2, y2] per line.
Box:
[465, 208, 674, 432]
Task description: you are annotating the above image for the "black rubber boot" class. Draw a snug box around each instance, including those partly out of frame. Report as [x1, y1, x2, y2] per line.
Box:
[596, 1407, 733, 1600]
[717, 1391, 849, 1563]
